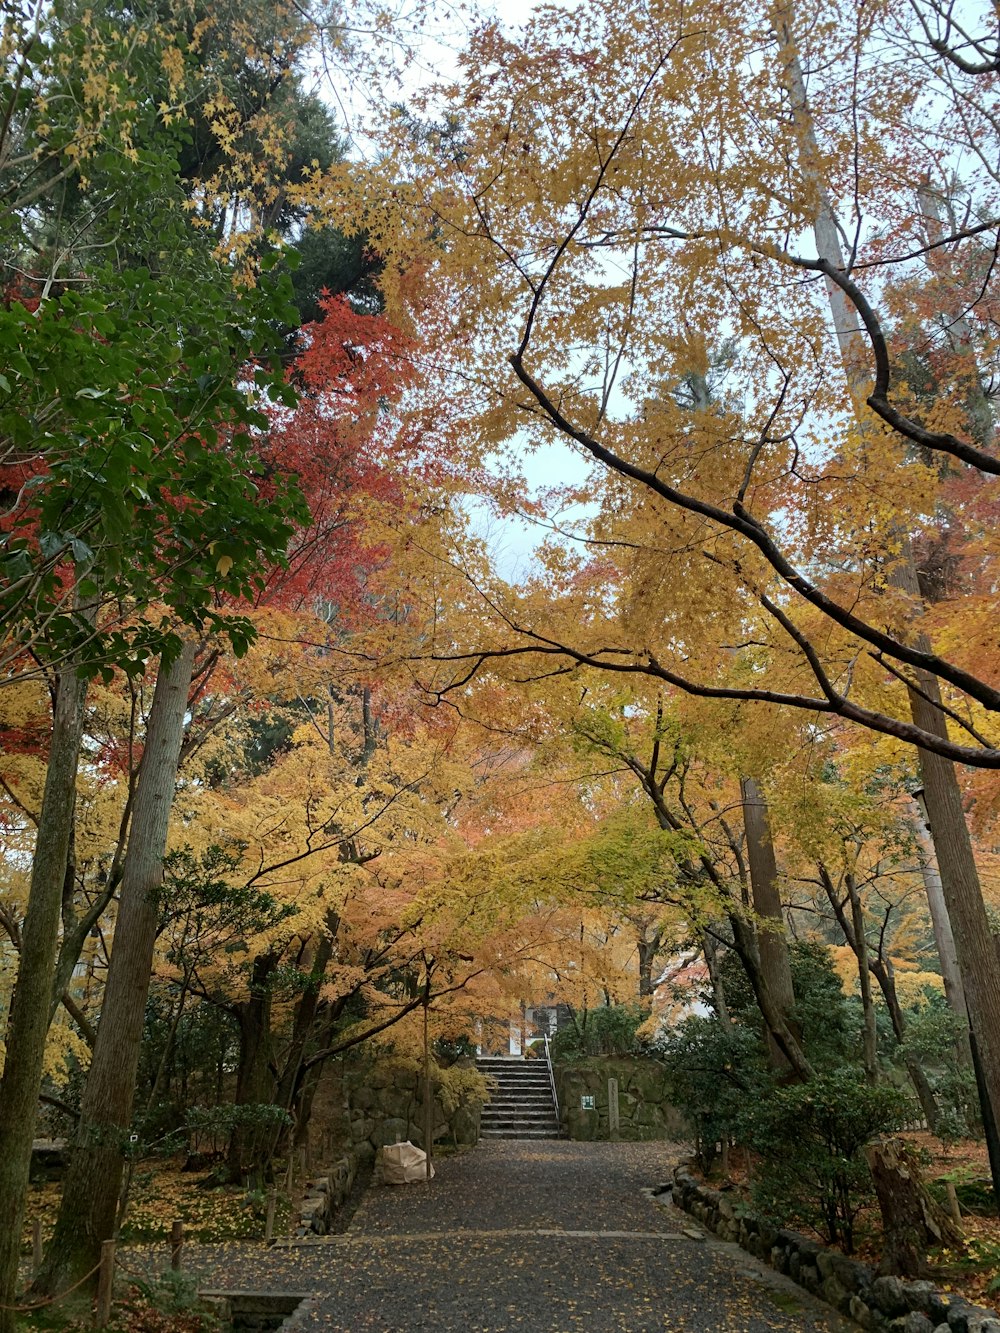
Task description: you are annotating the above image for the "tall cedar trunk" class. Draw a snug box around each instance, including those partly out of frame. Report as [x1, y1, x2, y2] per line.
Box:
[227, 954, 279, 1183]
[819, 864, 941, 1126]
[878, 959, 943, 1131]
[908, 796, 973, 1066]
[727, 911, 813, 1081]
[739, 777, 799, 1072]
[0, 665, 87, 1333]
[845, 873, 879, 1084]
[915, 697, 1000, 1191]
[773, 8, 1000, 1167]
[702, 930, 732, 1028]
[36, 642, 195, 1294]
[646, 788, 811, 1075]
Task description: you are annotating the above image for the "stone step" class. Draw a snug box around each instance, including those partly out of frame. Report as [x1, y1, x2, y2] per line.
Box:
[484, 1086, 552, 1093]
[476, 1056, 561, 1139]
[484, 1100, 557, 1109]
[481, 1075, 552, 1085]
[476, 1060, 550, 1070]
[488, 1098, 557, 1109]
[480, 1128, 561, 1139]
[482, 1106, 557, 1115]
[479, 1062, 551, 1070]
[487, 1093, 554, 1104]
[481, 1067, 551, 1076]
[477, 1073, 550, 1080]
[479, 1120, 560, 1128]
[485, 1082, 557, 1093]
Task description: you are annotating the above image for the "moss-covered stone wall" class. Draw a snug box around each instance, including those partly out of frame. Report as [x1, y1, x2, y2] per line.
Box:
[554, 1058, 684, 1141]
[329, 1057, 486, 1156]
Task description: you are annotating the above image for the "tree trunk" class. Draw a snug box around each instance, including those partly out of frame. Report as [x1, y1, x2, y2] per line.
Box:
[910, 682, 1000, 1190]
[637, 929, 661, 999]
[872, 954, 941, 1131]
[36, 641, 195, 1294]
[740, 777, 799, 1072]
[144, 963, 193, 1116]
[227, 953, 280, 1183]
[702, 930, 732, 1028]
[644, 774, 809, 1074]
[727, 910, 813, 1081]
[865, 1136, 963, 1276]
[907, 796, 972, 1065]
[648, 786, 810, 1076]
[773, 5, 1000, 1185]
[0, 665, 87, 1333]
[845, 873, 879, 1084]
[292, 1065, 324, 1151]
[268, 937, 334, 1162]
[819, 864, 940, 1126]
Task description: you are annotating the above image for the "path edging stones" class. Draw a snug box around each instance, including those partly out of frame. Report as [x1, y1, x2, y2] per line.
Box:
[295, 1143, 374, 1237]
[672, 1165, 1000, 1333]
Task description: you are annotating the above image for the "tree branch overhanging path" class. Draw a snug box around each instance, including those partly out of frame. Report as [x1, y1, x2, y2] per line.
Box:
[375, 2, 1000, 768]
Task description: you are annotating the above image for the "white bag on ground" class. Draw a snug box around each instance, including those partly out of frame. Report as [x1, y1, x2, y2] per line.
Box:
[381, 1140, 434, 1184]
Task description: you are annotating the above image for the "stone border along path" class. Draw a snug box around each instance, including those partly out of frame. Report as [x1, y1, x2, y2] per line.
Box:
[130, 1141, 854, 1332]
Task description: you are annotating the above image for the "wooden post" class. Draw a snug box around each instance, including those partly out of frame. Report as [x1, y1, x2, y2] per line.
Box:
[31, 1218, 42, 1273]
[94, 1239, 115, 1328]
[945, 1181, 963, 1228]
[170, 1219, 183, 1271]
[264, 1188, 278, 1243]
[423, 990, 433, 1181]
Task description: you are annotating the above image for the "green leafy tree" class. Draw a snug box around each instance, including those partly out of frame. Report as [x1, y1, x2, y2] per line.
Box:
[0, 4, 312, 1320]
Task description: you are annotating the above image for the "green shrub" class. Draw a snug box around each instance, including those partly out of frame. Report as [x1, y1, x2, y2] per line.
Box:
[740, 1069, 908, 1253]
[551, 1004, 648, 1060]
[895, 991, 978, 1137]
[715, 941, 860, 1071]
[435, 1063, 489, 1115]
[655, 1014, 767, 1172]
[55, 1275, 221, 1333]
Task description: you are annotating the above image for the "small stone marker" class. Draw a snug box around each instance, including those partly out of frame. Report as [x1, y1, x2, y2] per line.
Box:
[170, 1219, 184, 1270]
[608, 1079, 620, 1139]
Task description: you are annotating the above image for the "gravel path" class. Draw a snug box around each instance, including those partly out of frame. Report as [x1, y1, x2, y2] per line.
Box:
[131, 1140, 853, 1332]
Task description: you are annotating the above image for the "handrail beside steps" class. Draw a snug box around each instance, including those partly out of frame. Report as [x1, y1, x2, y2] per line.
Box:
[542, 1032, 560, 1128]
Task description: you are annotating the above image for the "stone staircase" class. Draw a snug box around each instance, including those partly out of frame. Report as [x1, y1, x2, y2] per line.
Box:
[477, 1056, 561, 1140]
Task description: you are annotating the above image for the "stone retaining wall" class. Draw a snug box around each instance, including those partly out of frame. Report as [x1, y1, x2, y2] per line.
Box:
[338, 1059, 484, 1156]
[554, 1058, 685, 1141]
[672, 1166, 1000, 1333]
[295, 1143, 372, 1237]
